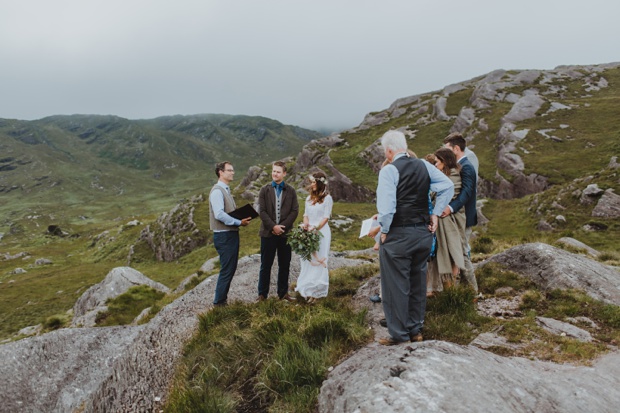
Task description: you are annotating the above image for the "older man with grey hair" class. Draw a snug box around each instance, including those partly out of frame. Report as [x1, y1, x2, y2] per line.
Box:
[369, 130, 454, 345]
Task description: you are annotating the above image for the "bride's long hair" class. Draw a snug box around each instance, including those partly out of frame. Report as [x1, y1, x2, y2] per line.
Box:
[307, 171, 328, 204]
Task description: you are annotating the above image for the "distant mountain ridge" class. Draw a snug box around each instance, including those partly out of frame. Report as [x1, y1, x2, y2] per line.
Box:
[0, 113, 322, 219]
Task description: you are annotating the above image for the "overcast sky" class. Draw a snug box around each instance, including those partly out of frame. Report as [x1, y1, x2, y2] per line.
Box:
[1, 0, 619, 132]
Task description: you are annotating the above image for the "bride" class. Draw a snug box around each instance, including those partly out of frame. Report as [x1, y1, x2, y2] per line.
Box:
[295, 172, 333, 303]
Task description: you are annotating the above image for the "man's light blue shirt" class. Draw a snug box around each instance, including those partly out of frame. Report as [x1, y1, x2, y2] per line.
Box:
[376, 153, 454, 234]
[209, 181, 241, 229]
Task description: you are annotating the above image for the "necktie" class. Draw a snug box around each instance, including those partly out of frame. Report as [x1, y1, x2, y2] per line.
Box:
[272, 181, 284, 196]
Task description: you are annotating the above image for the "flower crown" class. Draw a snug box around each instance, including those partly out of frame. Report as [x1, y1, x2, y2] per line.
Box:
[309, 175, 327, 184]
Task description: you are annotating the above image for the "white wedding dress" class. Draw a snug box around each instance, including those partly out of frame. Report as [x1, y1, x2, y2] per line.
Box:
[295, 195, 333, 298]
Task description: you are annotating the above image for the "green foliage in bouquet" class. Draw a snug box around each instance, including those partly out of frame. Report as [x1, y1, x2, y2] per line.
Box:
[287, 226, 323, 261]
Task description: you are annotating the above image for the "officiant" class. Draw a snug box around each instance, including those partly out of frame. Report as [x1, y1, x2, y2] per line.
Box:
[257, 161, 299, 302]
[209, 161, 252, 306]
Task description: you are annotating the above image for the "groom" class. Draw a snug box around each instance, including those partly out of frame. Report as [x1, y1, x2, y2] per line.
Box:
[257, 161, 299, 301]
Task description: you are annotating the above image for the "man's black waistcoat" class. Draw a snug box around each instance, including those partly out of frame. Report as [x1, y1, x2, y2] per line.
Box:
[391, 156, 430, 226]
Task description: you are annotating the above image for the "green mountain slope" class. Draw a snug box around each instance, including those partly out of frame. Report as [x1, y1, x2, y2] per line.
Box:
[324, 64, 620, 198]
[239, 63, 620, 251]
[0, 114, 321, 222]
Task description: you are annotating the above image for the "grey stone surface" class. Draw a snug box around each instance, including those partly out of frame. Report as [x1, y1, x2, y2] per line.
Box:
[536, 316, 593, 342]
[557, 237, 600, 257]
[72, 267, 170, 327]
[470, 332, 524, 350]
[82, 250, 368, 413]
[592, 189, 620, 218]
[580, 183, 604, 204]
[0, 326, 144, 413]
[0, 249, 370, 413]
[433, 96, 450, 121]
[318, 341, 620, 413]
[502, 92, 545, 123]
[482, 243, 620, 305]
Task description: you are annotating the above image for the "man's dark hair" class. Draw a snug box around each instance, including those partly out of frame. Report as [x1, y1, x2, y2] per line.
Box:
[443, 132, 466, 151]
[215, 161, 231, 178]
[273, 160, 287, 173]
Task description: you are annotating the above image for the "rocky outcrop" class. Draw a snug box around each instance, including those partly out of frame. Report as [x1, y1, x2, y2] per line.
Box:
[480, 243, 620, 305]
[2, 241, 619, 412]
[239, 135, 375, 203]
[535, 316, 594, 342]
[0, 326, 143, 413]
[138, 194, 209, 262]
[580, 183, 604, 204]
[357, 138, 385, 174]
[0, 251, 369, 413]
[72, 267, 170, 327]
[592, 188, 620, 218]
[320, 242, 620, 412]
[556, 237, 600, 257]
[318, 341, 620, 413]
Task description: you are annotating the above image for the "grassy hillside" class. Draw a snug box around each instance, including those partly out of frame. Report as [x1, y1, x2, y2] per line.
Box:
[0, 114, 322, 225]
[1, 64, 620, 343]
[317, 65, 620, 251]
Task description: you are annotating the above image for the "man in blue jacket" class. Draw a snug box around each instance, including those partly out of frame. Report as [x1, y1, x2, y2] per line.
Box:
[441, 133, 478, 292]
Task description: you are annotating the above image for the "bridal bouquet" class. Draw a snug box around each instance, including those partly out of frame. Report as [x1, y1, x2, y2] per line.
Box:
[287, 225, 323, 261]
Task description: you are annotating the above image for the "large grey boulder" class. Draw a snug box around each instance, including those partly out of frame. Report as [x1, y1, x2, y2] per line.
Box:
[318, 341, 620, 413]
[0, 250, 370, 413]
[535, 316, 593, 342]
[502, 91, 545, 123]
[0, 326, 143, 413]
[580, 183, 604, 204]
[72, 267, 170, 327]
[481, 243, 620, 305]
[82, 251, 368, 413]
[556, 237, 600, 257]
[592, 188, 620, 218]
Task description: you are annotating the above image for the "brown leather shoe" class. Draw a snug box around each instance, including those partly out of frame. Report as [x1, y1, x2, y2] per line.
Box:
[257, 295, 266, 302]
[280, 294, 296, 302]
[378, 337, 406, 346]
[409, 333, 423, 342]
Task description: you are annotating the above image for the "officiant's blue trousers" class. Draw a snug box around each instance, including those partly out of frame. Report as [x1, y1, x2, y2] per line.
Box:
[213, 231, 240, 305]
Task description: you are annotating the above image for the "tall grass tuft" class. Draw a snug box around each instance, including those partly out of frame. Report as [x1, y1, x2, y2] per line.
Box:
[166, 293, 370, 412]
[424, 285, 493, 344]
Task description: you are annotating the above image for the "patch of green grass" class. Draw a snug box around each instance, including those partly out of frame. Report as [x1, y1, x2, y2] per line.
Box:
[95, 285, 166, 326]
[478, 263, 537, 294]
[424, 285, 493, 344]
[476, 263, 620, 363]
[518, 68, 620, 183]
[42, 313, 72, 332]
[329, 263, 379, 297]
[165, 295, 370, 412]
[471, 235, 494, 254]
[480, 197, 545, 243]
[0, 232, 119, 339]
[445, 88, 473, 116]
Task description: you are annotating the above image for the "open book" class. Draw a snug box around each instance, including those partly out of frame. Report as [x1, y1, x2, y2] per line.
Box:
[359, 217, 380, 238]
[228, 203, 259, 220]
